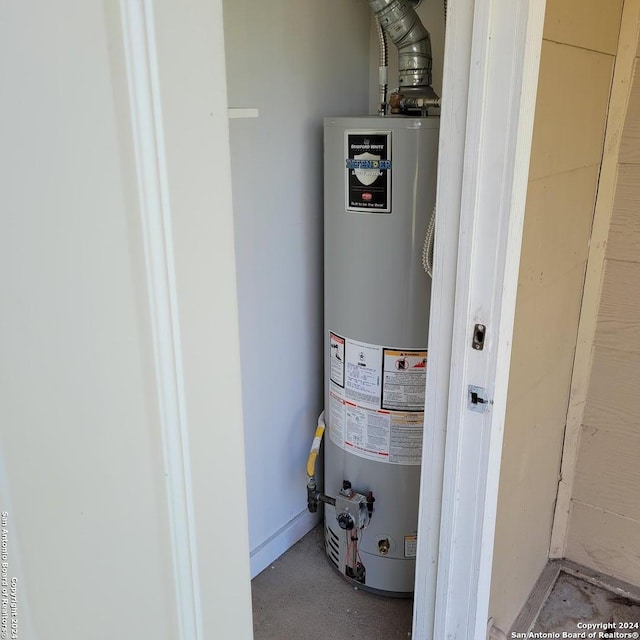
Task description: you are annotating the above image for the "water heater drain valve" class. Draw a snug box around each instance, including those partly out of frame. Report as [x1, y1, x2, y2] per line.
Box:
[335, 481, 372, 531]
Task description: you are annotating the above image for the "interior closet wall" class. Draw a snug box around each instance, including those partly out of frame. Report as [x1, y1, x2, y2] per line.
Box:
[222, 0, 371, 577]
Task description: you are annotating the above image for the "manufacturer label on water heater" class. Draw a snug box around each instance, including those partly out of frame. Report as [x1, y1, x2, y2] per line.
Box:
[345, 131, 392, 213]
[328, 332, 427, 465]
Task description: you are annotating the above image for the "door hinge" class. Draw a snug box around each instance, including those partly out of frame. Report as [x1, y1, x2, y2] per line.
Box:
[468, 385, 489, 413]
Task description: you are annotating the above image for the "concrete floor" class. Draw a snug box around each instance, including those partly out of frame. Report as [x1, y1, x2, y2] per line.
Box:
[251, 525, 413, 640]
[533, 572, 640, 635]
[253, 528, 640, 639]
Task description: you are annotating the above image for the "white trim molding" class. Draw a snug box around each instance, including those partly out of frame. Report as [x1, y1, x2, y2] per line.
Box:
[414, 1, 546, 638]
[120, 2, 203, 639]
[250, 510, 321, 578]
[228, 108, 260, 119]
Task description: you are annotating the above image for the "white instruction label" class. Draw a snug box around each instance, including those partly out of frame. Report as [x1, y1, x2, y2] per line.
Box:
[404, 535, 417, 558]
[344, 403, 391, 461]
[344, 338, 382, 409]
[328, 333, 427, 465]
[329, 390, 346, 445]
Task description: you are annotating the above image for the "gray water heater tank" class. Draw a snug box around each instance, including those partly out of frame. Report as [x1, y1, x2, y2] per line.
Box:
[323, 115, 439, 596]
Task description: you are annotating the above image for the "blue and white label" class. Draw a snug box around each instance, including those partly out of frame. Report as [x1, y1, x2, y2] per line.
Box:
[345, 131, 392, 213]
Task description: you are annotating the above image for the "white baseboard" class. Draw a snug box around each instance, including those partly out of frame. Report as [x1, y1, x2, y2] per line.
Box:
[250, 509, 321, 578]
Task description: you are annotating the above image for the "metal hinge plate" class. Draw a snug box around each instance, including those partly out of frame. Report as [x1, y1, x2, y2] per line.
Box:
[468, 385, 489, 413]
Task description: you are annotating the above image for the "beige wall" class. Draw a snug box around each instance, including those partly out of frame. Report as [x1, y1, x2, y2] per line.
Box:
[489, 0, 623, 630]
[564, 58, 640, 586]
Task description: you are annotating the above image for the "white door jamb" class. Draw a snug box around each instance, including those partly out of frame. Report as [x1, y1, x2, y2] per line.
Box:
[413, 1, 546, 638]
[120, 1, 253, 639]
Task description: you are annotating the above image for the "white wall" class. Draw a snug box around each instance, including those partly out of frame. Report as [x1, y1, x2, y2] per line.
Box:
[150, 0, 254, 636]
[222, 0, 372, 575]
[0, 3, 177, 638]
[0, 2, 253, 638]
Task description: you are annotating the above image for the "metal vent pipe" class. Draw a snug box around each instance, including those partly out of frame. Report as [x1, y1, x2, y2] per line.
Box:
[368, 0, 433, 90]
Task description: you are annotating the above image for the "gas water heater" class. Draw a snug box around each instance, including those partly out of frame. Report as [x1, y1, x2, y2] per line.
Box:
[306, 0, 440, 596]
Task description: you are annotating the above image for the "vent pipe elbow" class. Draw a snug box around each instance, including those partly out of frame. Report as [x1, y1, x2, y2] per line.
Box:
[368, 0, 433, 91]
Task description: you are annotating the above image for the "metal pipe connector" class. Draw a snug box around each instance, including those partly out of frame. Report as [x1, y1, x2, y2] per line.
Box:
[375, 15, 389, 115]
[390, 90, 440, 115]
[369, 0, 434, 90]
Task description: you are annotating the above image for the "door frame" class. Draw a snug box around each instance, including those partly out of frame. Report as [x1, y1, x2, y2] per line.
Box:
[120, 1, 253, 639]
[131, 0, 548, 638]
[413, 0, 546, 638]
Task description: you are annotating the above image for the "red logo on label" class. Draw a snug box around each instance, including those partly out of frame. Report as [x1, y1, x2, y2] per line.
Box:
[362, 193, 372, 201]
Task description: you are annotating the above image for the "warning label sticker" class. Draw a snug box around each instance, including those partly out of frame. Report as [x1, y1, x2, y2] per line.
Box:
[329, 390, 346, 445]
[329, 332, 345, 388]
[404, 535, 417, 559]
[328, 392, 390, 462]
[345, 403, 390, 461]
[328, 334, 426, 465]
[389, 412, 424, 465]
[382, 349, 427, 412]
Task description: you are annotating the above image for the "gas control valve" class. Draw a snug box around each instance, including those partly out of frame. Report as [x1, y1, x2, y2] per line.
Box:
[335, 481, 373, 531]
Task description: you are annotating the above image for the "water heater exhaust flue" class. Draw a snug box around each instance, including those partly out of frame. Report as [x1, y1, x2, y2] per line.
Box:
[369, 0, 440, 115]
